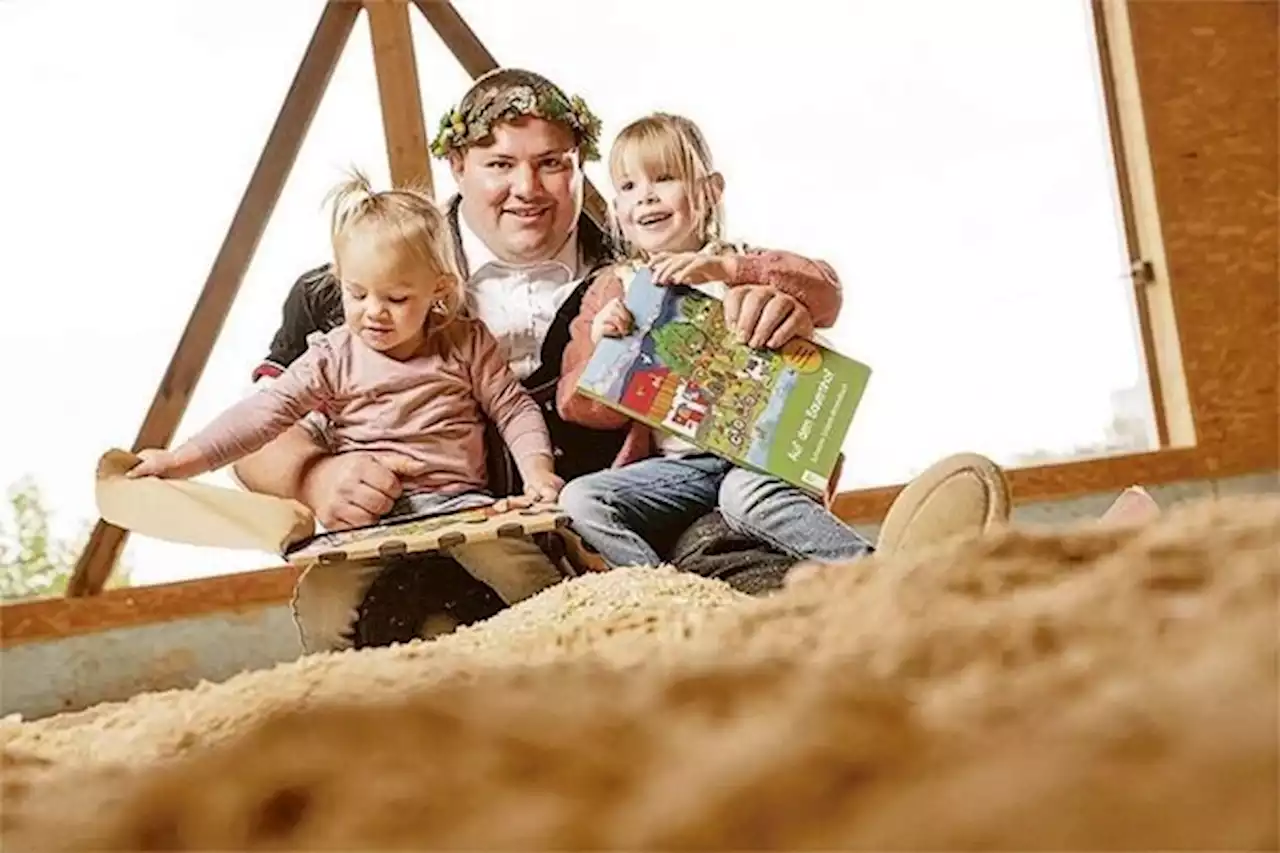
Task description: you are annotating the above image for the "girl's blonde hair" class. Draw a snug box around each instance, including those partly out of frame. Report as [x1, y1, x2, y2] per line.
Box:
[607, 112, 729, 259]
[324, 169, 468, 335]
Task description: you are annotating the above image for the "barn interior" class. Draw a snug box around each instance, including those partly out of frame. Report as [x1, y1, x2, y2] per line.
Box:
[1, 0, 1276, 848]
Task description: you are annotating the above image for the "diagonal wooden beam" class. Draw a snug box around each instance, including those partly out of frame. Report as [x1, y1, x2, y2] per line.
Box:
[367, 0, 433, 193]
[410, 0, 610, 230]
[67, 2, 362, 597]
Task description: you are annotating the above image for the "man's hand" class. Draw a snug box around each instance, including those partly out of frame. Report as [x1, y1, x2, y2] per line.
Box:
[648, 252, 738, 286]
[298, 453, 423, 530]
[723, 285, 815, 350]
[591, 298, 634, 343]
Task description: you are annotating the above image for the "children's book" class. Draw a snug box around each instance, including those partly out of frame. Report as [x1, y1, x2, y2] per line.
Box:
[93, 449, 601, 571]
[574, 267, 873, 497]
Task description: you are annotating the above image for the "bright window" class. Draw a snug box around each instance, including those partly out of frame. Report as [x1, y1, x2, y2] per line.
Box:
[451, 0, 1160, 488]
[0, 0, 1158, 590]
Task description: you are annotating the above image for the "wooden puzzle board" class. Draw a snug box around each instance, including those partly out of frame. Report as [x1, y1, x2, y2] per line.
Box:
[283, 503, 573, 568]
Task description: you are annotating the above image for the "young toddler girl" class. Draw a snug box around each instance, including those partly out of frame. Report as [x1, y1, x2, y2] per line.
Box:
[555, 112, 876, 569]
[129, 171, 565, 604]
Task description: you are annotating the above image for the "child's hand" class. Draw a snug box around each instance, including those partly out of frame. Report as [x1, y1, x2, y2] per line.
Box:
[126, 447, 205, 480]
[518, 453, 564, 504]
[649, 252, 739, 286]
[524, 470, 565, 504]
[492, 471, 565, 513]
[591, 298, 633, 343]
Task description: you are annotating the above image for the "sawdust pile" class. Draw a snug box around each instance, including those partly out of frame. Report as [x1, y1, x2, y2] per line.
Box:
[3, 495, 1278, 850]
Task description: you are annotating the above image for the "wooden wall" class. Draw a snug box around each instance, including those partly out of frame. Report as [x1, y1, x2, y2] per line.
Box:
[1127, 0, 1278, 465]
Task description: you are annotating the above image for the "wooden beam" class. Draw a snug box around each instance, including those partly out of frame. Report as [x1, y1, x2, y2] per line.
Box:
[1090, 0, 1170, 449]
[410, 0, 611, 230]
[6, 566, 299, 648]
[66, 2, 361, 597]
[1092, 0, 1196, 449]
[367, 0, 433, 193]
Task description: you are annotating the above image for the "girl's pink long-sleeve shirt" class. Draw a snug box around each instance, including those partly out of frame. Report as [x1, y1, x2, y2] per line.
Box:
[185, 321, 551, 495]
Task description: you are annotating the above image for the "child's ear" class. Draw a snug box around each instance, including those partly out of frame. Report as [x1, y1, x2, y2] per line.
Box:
[434, 272, 461, 298]
[706, 172, 726, 203]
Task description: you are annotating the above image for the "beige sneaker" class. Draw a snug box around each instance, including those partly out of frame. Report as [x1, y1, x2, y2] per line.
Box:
[875, 452, 1011, 557]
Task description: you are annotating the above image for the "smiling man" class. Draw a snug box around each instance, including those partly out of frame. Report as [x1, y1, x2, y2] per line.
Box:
[231, 68, 1011, 652]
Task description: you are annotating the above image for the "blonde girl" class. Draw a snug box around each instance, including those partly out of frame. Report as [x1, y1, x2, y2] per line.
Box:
[556, 114, 1162, 571]
[128, 171, 565, 604]
[554, 113, 875, 570]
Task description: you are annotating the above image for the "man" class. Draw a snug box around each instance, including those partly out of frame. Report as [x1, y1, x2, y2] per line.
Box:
[234, 68, 1010, 652]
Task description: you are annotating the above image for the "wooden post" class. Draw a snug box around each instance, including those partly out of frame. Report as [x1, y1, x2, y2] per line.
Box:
[410, 0, 611, 230]
[367, 0, 433, 193]
[67, 2, 362, 597]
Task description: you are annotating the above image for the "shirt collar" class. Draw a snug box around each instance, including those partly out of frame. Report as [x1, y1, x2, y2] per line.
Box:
[457, 208, 581, 281]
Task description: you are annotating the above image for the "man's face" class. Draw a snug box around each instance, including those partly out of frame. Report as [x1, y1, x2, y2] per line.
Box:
[452, 117, 583, 265]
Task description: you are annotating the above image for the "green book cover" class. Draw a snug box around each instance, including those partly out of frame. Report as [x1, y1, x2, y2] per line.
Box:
[575, 266, 873, 497]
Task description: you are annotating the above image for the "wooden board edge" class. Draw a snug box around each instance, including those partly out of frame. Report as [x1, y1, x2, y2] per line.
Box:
[1, 565, 300, 648]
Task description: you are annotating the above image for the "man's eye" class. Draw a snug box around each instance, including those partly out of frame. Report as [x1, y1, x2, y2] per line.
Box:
[388, 296, 407, 304]
[540, 157, 567, 171]
[487, 160, 512, 170]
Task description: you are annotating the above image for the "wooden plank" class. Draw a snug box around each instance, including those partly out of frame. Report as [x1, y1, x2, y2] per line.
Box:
[410, 0, 611, 230]
[1094, 0, 1197, 448]
[1089, 0, 1171, 449]
[4, 566, 299, 648]
[66, 3, 361, 597]
[366, 0, 433, 193]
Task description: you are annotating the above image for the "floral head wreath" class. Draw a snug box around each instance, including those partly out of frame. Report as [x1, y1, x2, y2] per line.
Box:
[429, 77, 603, 162]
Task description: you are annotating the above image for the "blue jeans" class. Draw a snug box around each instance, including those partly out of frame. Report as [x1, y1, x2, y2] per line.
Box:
[558, 453, 874, 569]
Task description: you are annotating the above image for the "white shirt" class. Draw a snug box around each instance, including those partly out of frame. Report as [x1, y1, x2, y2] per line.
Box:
[457, 214, 584, 380]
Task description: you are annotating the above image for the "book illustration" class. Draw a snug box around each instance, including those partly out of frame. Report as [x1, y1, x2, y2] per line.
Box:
[576, 267, 872, 496]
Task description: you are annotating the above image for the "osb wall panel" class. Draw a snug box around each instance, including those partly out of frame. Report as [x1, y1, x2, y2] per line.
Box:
[1127, 0, 1279, 470]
